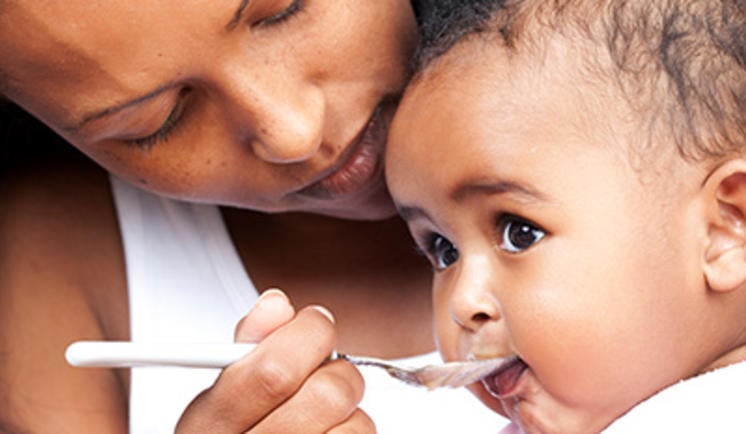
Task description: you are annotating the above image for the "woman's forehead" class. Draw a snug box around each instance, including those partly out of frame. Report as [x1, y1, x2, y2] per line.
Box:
[0, 1, 225, 126]
[1, 1, 226, 54]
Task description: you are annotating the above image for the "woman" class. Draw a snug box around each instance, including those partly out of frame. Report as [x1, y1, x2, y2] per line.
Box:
[0, 1, 505, 432]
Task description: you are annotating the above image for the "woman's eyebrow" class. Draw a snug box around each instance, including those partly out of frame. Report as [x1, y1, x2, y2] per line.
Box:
[62, 2, 250, 135]
[226, 0, 250, 31]
[64, 82, 176, 134]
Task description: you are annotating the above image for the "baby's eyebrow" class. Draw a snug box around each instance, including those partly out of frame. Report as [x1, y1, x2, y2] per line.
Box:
[451, 180, 550, 204]
[397, 205, 433, 223]
[396, 180, 550, 223]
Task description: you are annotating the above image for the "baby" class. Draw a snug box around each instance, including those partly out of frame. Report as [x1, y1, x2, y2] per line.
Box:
[386, 0, 746, 432]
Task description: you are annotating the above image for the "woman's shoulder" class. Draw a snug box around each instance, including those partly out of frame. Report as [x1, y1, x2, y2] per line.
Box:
[2, 152, 122, 275]
[0, 153, 130, 430]
[0, 151, 128, 325]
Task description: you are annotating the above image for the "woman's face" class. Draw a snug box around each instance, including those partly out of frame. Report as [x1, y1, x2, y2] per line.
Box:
[0, 0, 417, 219]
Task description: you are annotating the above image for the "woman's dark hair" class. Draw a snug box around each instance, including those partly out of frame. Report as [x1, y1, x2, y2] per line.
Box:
[411, 0, 437, 27]
[413, 0, 746, 161]
[414, 0, 502, 69]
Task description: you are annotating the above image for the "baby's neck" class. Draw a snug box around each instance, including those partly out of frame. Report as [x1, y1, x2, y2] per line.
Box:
[701, 345, 746, 374]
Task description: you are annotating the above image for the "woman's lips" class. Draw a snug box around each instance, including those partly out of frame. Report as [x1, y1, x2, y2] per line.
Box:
[481, 356, 529, 399]
[298, 106, 386, 200]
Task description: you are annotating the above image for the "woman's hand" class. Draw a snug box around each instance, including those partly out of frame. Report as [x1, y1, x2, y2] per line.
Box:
[175, 289, 374, 433]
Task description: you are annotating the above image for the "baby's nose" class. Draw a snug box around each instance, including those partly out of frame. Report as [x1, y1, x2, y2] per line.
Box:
[449, 254, 501, 332]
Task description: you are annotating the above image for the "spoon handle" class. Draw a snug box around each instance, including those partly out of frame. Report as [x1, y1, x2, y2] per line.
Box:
[66, 341, 256, 368]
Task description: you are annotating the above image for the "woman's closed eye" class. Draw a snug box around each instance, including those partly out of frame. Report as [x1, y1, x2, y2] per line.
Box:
[255, 0, 303, 27]
[122, 0, 304, 150]
[498, 214, 545, 253]
[123, 89, 191, 150]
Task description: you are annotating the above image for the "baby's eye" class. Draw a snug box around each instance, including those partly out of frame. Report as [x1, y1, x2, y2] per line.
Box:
[498, 215, 545, 253]
[428, 234, 459, 270]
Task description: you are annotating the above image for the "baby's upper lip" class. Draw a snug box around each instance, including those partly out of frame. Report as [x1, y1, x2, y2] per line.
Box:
[481, 355, 529, 399]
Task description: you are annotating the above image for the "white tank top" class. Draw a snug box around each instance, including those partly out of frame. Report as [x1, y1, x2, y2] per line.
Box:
[111, 176, 507, 433]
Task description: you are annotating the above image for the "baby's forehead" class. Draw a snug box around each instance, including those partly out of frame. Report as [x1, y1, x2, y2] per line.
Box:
[402, 39, 584, 128]
[407, 31, 615, 115]
[393, 34, 660, 174]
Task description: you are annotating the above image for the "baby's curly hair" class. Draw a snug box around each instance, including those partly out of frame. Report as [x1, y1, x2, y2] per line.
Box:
[414, 0, 746, 162]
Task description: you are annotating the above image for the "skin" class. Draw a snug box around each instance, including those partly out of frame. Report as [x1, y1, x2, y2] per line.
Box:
[0, 0, 416, 220]
[386, 34, 746, 432]
[0, 0, 435, 432]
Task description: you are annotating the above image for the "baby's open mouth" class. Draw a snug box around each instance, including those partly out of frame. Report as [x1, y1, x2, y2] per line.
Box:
[481, 356, 528, 398]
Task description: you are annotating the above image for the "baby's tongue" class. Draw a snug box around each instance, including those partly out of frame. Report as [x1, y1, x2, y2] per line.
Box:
[482, 357, 528, 398]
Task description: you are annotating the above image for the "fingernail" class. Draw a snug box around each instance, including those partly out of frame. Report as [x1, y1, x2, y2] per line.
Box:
[311, 305, 335, 324]
[256, 288, 289, 310]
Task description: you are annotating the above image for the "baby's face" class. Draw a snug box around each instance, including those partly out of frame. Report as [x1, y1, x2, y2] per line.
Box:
[386, 38, 711, 432]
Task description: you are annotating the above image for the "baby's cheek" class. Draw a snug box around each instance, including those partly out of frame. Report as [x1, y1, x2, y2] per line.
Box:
[434, 326, 462, 363]
[432, 287, 457, 351]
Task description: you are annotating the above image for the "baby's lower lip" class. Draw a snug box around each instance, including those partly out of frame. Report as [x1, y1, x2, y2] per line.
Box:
[481, 356, 528, 398]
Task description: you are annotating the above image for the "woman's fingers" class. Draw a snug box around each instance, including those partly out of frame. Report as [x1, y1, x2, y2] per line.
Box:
[325, 409, 377, 434]
[234, 288, 296, 342]
[176, 305, 340, 433]
[249, 359, 366, 433]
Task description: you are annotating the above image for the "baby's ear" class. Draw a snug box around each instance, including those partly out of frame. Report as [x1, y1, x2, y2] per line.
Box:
[703, 160, 746, 292]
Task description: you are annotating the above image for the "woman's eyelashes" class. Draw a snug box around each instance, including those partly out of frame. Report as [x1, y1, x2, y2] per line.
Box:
[122, 1, 304, 150]
[124, 90, 191, 150]
[255, 0, 303, 27]
[498, 214, 545, 253]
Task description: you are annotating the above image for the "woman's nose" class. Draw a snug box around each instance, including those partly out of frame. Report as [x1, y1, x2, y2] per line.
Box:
[247, 86, 325, 163]
[223, 64, 325, 164]
[449, 254, 501, 332]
